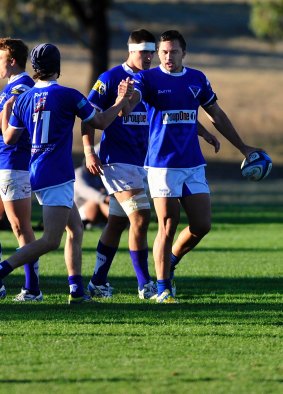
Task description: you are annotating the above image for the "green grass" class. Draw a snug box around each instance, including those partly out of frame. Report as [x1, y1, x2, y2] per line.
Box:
[0, 201, 282, 394]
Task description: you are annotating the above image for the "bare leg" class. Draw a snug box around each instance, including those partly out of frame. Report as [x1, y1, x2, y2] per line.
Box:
[172, 194, 211, 259]
[152, 197, 180, 279]
[64, 203, 84, 276]
[3, 198, 35, 246]
[115, 188, 150, 251]
[100, 214, 129, 247]
[6, 206, 70, 269]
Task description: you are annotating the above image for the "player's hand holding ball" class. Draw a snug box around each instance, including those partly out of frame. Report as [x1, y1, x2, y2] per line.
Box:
[241, 151, 272, 181]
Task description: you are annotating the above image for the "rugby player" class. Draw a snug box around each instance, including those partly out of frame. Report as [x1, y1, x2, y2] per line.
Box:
[0, 38, 41, 301]
[82, 29, 220, 300]
[0, 43, 132, 304]
[125, 30, 260, 303]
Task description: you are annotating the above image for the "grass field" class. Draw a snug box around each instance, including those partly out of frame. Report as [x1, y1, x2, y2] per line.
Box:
[0, 184, 282, 394]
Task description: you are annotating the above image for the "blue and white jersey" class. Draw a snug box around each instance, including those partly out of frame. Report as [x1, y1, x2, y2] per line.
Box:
[88, 63, 148, 166]
[8, 81, 96, 191]
[0, 72, 34, 170]
[134, 65, 217, 169]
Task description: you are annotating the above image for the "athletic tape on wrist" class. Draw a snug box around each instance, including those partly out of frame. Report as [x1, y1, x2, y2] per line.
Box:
[84, 145, 95, 156]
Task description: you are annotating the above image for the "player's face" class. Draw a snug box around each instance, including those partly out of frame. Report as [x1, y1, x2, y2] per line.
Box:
[0, 50, 12, 79]
[158, 40, 185, 73]
[128, 50, 155, 72]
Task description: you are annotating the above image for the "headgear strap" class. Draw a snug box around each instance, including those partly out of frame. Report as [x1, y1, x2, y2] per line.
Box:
[128, 42, 156, 52]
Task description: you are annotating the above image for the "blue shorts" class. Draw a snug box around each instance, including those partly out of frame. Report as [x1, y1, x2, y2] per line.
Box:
[35, 181, 74, 208]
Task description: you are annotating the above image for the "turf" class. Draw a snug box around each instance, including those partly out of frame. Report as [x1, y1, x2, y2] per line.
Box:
[0, 201, 282, 394]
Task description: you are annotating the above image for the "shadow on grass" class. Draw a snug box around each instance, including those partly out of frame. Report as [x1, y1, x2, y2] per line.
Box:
[1, 275, 282, 324]
[4, 274, 283, 295]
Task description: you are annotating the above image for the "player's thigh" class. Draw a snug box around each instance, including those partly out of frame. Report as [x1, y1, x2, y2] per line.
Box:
[3, 197, 32, 228]
[42, 205, 70, 243]
[181, 193, 211, 229]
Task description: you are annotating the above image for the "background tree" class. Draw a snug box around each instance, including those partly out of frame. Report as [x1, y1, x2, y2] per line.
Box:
[0, 0, 111, 88]
[250, 0, 283, 40]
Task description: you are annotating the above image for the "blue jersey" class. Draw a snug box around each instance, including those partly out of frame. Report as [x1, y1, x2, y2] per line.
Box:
[134, 65, 217, 169]
[9, 81, 96, 191]
[88, 63, 148, 166]
[0, 72, 34, 170]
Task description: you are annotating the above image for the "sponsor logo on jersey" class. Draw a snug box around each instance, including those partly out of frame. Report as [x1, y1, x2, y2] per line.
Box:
[122, 111, 148, 125]
[31, 143, 55, 154]
[93, 80, 106, 95]
[158, 89, 172, 94]
[34, 96, 47, 112]
[162, 110, 196, 124]
[189, 85, 201, 98]
[11, 84, 30, 95]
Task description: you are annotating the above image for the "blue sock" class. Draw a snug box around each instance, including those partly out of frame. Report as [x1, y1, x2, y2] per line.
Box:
[157, 279, 172, 296]
[91, 241, 117, 285]
[0, 260, 14, 279]
[24, 260, 40, 294]
[68, 275, 84, 297]
[129, 248, 151, 290]
[170, 253, 181, 279]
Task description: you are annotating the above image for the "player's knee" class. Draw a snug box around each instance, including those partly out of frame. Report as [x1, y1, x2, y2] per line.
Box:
[69, 221, 84, 238]
[158, 217, 179, 240]
[42, 237, 61, 252]
[40, 229, 64, 251]
[120, 192, 151, 217]
[106, 215, 129, 234]
[190, 222, 211, 238]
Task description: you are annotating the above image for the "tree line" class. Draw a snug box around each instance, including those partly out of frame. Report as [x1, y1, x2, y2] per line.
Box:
[0, 0, 282, 88]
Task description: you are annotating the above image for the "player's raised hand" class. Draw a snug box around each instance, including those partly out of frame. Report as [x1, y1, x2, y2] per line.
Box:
[118, 77, 134, 98]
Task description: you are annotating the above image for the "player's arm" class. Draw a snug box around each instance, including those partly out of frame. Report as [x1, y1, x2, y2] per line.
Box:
[119, 89, 141, 116]
[197, 121, 220, 153]
[1, 96, 23, 144]
[203, 101, 259, 160]
[86, 78, 133, 130]
[81, 125, 103, 176]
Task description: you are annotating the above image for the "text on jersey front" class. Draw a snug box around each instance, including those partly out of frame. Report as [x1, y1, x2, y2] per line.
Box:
[162, 110, 197, 124]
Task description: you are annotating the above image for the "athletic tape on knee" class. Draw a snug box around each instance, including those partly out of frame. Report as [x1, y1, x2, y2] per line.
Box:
[120, 192, 150, 216]
[109, 196, 127, 217]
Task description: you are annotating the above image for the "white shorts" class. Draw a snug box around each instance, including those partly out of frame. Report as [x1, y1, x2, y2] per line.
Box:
[101, 163, 148, 195]
[35, 181, 74, 208]
[0, 170, 31, 201]
[147, 165, 210, 198]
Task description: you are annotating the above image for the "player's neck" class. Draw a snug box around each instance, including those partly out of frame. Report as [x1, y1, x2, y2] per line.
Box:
[39, 73, 58, 82]
[8, 66, 25, 80]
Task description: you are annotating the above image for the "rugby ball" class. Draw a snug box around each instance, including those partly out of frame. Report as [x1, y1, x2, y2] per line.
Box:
[241, 151, 272, 181]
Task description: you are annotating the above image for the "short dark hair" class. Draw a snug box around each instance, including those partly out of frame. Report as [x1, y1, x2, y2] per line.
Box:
[158, 30, 186, 51]
[128, 29, 156, 45]
[0, 38, 28, 69]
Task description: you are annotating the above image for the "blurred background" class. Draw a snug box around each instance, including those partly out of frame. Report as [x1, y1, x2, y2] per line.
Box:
[0, 0, 282, 177]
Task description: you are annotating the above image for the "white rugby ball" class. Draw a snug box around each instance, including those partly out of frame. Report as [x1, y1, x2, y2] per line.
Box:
[241, 151, 272, 181]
